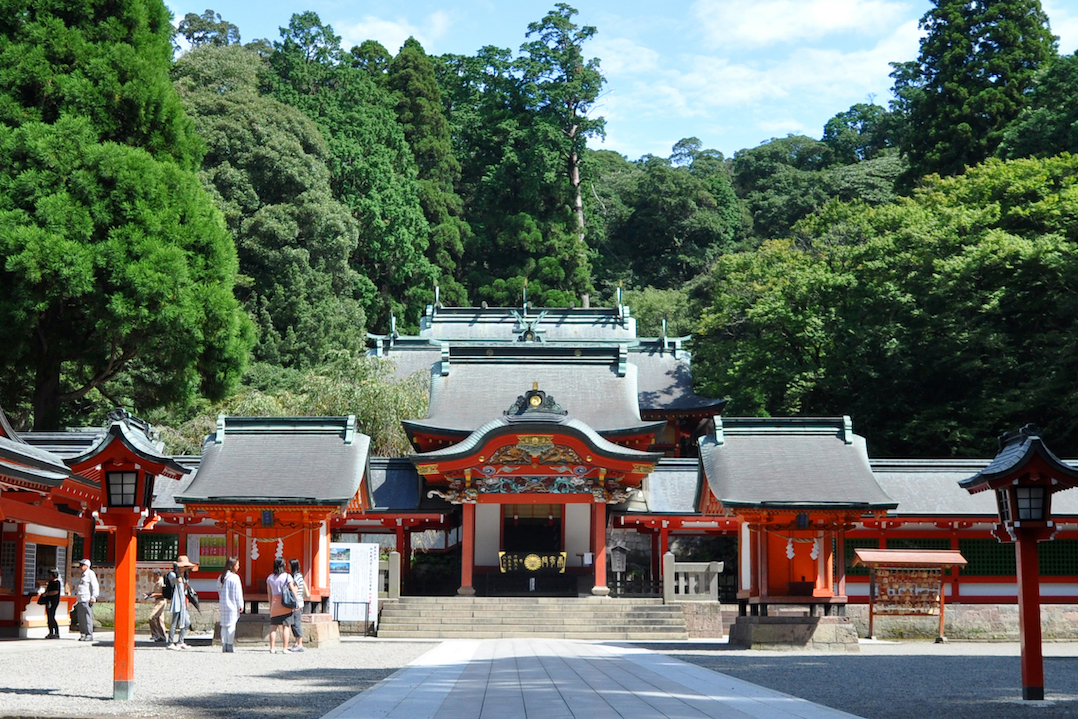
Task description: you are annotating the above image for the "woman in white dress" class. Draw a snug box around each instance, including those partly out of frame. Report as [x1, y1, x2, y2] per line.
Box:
[218, 557, 244, 653]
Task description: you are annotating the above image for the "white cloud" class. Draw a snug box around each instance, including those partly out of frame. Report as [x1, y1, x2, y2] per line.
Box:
[1044, 0, 1078, 54]
[590, 36, 661, 76]
[692, 0, 911, 47]
[337, 12, 452, 55]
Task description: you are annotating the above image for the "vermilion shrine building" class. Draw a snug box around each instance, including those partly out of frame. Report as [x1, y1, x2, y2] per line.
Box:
[4, 300, 1078, 638]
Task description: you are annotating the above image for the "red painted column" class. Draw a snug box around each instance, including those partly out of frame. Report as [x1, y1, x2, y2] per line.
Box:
[112, 513, 138, 700]
[592, 501, 609, 596]
[1015, 533, 1045, 700]
[459, 502, 476, 596]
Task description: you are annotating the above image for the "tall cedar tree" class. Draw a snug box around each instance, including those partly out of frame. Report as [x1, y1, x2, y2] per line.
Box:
[0, 0, 253, 430]
[896, 0, 1056, 183]
[387, 38, 471, 305]
[520, 3, 603, 298]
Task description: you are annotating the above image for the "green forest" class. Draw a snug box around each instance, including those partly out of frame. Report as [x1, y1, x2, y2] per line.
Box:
[2, 0, 1078, 459]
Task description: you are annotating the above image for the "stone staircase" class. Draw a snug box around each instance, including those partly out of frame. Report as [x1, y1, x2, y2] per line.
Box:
[376, 596, 689, 640]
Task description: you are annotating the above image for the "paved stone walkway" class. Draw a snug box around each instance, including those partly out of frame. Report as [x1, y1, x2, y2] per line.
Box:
[320, 639, 861, 719]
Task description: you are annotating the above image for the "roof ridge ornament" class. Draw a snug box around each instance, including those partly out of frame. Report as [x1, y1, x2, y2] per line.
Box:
[505, 382, 568, 416]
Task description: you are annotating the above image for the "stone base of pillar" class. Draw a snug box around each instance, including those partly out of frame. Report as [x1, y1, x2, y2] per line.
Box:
[457, 586, 476, 596]
[591, 586, 610, 597]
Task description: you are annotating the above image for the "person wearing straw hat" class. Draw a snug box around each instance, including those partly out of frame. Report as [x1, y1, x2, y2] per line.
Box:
[166, 555, 198, 650]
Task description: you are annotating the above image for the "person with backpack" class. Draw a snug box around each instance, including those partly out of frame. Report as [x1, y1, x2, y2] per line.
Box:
[144, 568, 167, 642]
[287, 558, 311, 653]
[266, 557, 298, 654]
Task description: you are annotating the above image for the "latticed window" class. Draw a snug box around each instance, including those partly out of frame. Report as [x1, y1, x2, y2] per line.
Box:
[844, 538, 879, 576]
[959, 538, 1016, 576]
[72, 535, 84, 562]
[137, 534, 178, 562]
[91, 534, 109, 565]
[884, 537, 951, 551]
[1039, 539, 1078, 576]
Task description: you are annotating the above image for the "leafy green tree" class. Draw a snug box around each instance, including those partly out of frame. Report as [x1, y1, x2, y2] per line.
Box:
[155, 353, 429, 457]
[173, 44, 369, 368]
[896, 0, 1056, 182]
[388, 37, 471, 304]
[269, 13, 436, 330]
[694, 154, 1078, 457]
[999, 52, 1078, 158]
[520, 3, 605, 280]
[351, 40, 392, 84]
[822, 103, 899, 164]
[0, 0, 203, 167]
[0, 117, 255, 430]
[0, 0, 253, 430]
[177, 9, 240, 47]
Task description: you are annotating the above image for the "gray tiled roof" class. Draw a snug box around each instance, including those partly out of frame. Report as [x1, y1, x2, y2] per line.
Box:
[177, 416, 370, 506]
[637, 459, 701, 514]
[364, 458, 454, 513]
[873, 457, 1078, 517]
[632, 348, 725, 413]
[417, 306, 637, 342]
[699, 417, 897, 510]
[67, 419, 189, 477]
[412, 414, 664, 464]
[410, 360, 659, 435]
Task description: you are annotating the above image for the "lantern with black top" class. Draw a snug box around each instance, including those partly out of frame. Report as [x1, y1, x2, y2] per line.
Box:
[959, 424, 1078, 701]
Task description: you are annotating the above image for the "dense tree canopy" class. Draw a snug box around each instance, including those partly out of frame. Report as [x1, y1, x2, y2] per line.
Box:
[895, 0, 1056, 182]
[693, 154, 1078, 457]
[0, 0, 253, 430]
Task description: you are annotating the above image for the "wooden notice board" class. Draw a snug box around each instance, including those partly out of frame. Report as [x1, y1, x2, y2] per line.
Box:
[853, 549, 967, 642]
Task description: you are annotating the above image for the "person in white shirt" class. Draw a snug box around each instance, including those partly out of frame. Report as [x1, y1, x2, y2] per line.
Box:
[74, 559, 99, 642]
[217, 557, 244, 653]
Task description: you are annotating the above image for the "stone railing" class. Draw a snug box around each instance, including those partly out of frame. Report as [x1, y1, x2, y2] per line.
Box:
[662, 552, 724, 602]
[379, 552, 401, 599]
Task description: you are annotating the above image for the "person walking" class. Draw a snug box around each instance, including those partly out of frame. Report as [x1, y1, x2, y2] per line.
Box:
[145, 569, 167, 643]
[266, 557, 298, 654]
[287, 558, 311, 653]
[42, 568, 62, 639]
[166, 555, 198, 650]
[74, 559, 99, 642]
[218, 557, 244, 653]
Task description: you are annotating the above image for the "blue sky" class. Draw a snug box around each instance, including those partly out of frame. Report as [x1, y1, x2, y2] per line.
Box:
[166, 0, 1078, 161]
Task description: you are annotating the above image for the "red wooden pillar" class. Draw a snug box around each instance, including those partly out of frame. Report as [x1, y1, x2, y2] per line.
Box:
[112, 513, 139, 700]
[592, 501, 608, 596]
[459, 502, 476, 596]
[1016, 533, 1045, 700]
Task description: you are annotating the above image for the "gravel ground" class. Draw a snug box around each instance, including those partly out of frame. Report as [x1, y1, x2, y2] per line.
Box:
[0, 633, 434, 719]
[647, 640, 1078, 719]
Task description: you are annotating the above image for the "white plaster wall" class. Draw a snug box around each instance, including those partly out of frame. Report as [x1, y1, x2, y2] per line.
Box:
[26, 524, 67, 539]
[564, 504, 591, 565]
[475, 504, 501, 567]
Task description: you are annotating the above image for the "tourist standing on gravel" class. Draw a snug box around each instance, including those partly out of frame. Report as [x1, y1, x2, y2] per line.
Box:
[266, 557, 298, 654]
[74, 558, 98, 642]
[42, 568, 62, 639]
[145, 568, 167, 643]
[218, 557, 243, 653]
[167, 555, 198, 649]
[288, 558, 310, 653]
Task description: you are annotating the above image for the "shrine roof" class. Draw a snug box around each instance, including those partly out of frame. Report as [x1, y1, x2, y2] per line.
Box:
[66, 411, 189, 476]
[415, 305, 638, 342]
[633, 459, 701, 514]
[632, 347, 726, 414]
[958, 424, 1078, 493]
[151, 456, 202, 510]
[0, 409, 74, 477]
[364, 457, 453, 512]
[406, 359, 662, 436]
[0, 453, 72, 487]
[412, 414, 664, 464]
[871, 458, 1078, 516]
[699, 417, 897, 511]
[176, 416, 370, 506]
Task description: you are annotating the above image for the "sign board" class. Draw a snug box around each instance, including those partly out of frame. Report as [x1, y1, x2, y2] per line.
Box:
[328, 543, 379, 629]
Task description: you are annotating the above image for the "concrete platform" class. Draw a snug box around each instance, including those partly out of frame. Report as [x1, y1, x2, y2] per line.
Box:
[320, 638, 863, 719]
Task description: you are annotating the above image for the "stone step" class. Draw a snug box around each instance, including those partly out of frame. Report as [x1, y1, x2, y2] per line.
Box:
[376, 597, 688, 640]
[377, 629, 689, 640]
